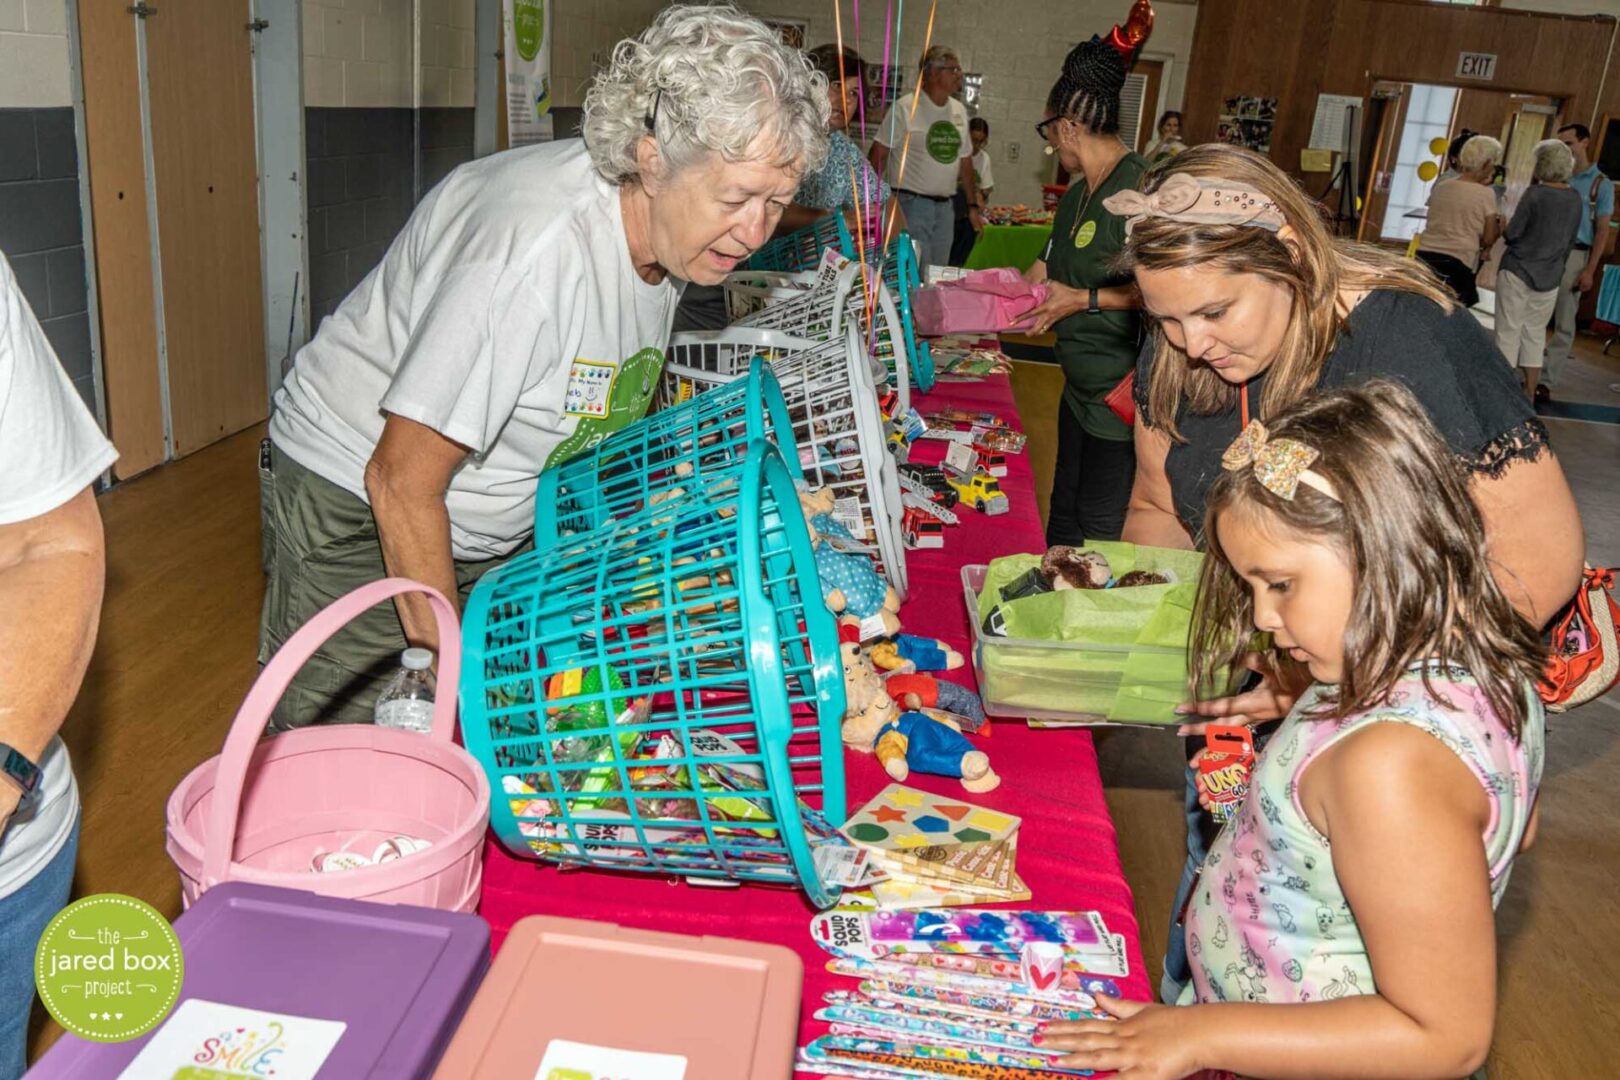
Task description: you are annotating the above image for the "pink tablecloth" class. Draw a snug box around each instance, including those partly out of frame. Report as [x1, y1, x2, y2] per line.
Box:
[476, 371, 1151, 1041]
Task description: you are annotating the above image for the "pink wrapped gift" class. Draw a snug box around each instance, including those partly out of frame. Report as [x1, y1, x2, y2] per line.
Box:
[913, 268, 1050, 335]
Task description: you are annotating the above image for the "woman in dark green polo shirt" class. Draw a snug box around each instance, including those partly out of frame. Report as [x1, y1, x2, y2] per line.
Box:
[1023, 35, 1147, 544]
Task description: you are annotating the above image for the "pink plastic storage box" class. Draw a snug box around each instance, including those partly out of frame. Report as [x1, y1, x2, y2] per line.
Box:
[432, 915, 803, 1079]
[27, 882, 489, 1079]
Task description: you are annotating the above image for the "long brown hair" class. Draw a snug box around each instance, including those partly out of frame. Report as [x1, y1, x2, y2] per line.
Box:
[1122, 145, 1455, 442]
[1190, 380, 1544, 738]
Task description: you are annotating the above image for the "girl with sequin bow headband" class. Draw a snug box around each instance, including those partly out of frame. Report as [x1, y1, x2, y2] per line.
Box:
[1039, 380, 1546, 1080]
[1097, 142, 1581, 1008]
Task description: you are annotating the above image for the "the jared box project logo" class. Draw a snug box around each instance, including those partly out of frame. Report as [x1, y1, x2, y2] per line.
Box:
[34, 893, 185, 1042]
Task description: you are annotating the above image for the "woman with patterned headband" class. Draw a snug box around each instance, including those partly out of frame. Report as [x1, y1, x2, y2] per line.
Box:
[1098, 143, 1583, 1005]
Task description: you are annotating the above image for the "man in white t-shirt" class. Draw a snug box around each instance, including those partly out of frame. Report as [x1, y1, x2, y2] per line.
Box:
[0, 250, 116, 1075]
[261, 5, 829, 728]
[870, 45, 982, 269]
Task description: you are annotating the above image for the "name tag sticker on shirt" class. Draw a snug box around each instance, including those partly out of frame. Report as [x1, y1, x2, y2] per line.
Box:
[564, 359, 618, 419]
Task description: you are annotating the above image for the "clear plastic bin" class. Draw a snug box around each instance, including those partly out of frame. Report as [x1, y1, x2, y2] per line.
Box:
[962, 564, 1189, 727]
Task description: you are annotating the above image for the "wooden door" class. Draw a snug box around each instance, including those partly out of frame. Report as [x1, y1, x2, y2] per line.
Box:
[144, 0, 267, 458]
[1358, 85, 1410, 243]
[1500, 100, 1556, 191]
[77, 6, 166, 478]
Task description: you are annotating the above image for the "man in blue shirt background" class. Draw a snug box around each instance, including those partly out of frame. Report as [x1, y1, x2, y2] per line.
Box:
[1543, 123, 1615, 400]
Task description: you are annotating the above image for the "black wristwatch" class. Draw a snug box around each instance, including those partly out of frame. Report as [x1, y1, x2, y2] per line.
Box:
[0, 744, 41, 810]
[1087, 287, 1101, 315]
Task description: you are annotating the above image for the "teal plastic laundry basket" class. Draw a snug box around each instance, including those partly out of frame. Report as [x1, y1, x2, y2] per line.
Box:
[743, 213, 854, 272]
[533, 359, 800, 547]
[876, 233, 936, 392]
[460, 444, 849, 907]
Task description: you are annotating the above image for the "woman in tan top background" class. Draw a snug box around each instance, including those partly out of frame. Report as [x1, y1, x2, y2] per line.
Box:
[1416, 134, 1504, 308]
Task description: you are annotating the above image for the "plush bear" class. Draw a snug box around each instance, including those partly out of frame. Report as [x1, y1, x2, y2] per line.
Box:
[1042, 546, 1112, 590]
[841, 693, 999, 793]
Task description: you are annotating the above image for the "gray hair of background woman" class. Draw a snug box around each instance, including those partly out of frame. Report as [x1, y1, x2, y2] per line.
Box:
[583, 4, 830, 186]
[1531, 137, 1576, 184]
[1457, 134, 1503, 175]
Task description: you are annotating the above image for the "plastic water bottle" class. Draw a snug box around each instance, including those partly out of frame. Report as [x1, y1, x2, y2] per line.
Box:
[374, 648, 436, 733]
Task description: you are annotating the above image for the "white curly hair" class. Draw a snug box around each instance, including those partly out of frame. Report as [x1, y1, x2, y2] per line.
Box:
[1531, 138, 1575, 184]
[1457, 134, 1502, 175]
[582, 4, 830, 186]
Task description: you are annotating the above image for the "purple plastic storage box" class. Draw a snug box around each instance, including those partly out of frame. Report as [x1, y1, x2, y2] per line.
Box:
[28, 882, 489, 1079]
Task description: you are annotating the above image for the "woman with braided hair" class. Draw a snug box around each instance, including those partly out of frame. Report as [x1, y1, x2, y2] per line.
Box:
[1022, 35, 1149, 544]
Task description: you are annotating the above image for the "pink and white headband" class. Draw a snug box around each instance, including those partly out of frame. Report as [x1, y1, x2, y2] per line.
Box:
[1102, 173, 1286, 236]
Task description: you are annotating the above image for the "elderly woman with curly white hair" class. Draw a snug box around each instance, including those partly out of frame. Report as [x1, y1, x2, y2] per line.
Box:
[1415, 133, 1503, 308]
[259, 4, 828, 729]
[1495, 138, 1585, 401]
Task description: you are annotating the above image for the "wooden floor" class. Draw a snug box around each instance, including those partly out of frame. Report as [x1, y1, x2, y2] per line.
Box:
[27, 346, 1620, 1073]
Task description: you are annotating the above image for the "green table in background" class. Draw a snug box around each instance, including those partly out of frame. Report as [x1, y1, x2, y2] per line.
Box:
[964, 223, 1054, 272]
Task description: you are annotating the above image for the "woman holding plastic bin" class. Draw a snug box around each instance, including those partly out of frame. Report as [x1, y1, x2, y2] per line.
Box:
[1020, 31, 1151, 546]
[259, 4, 828, 730]
[1099, 142, 1584, 1003]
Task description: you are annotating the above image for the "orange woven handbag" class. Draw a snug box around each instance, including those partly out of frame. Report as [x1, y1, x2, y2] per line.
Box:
[1540, 566, 1620, 712]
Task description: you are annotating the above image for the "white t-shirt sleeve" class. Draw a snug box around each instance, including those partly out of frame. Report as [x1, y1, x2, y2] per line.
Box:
[379, 261, 559, 456]
[0, 257, 117, 525]
[956, 103, 973, 161]
[874, 103, 901, 149]
[977, 151, 995, 192]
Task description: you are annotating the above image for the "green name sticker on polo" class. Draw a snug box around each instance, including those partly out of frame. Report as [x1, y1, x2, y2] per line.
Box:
[35, 894, 184, 1042]
[514, 0, 545, 62]
[926, 120, 962, 164]
[1073, 219, 1098, 249]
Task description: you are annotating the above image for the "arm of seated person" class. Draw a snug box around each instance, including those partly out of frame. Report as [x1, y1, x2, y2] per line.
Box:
[0, 487, 104, 824]
[364, 414, 472, 654]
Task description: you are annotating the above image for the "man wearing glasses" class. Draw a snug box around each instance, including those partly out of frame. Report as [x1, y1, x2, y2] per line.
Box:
[870, 46, 983, 269]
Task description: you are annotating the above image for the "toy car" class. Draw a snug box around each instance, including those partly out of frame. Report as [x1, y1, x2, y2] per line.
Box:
[943, 466, 1009, 515]
[902, 506, 945, 549]
[971, 444, 1008, 477]
[899, 464, 960, 510]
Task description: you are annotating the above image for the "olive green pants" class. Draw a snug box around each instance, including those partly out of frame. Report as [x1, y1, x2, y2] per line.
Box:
[257, 440, 524, 730]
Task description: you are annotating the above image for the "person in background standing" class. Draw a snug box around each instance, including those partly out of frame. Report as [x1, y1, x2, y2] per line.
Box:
[1496, 139, 1584, 402]
[1433, 128, 1477, 188]
[780, 45, 903, 243]
[1541, 123, 1615, 401]
[1416, 134, 1503, 309]
[870, 46, 982, 268]
[1144, 109, 1185, 163]
[950, 118, 995, 266]
[1020, 35, 1149, 545]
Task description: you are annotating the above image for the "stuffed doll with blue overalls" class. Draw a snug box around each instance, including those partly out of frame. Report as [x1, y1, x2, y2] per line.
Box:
[800, 487, 901, 637]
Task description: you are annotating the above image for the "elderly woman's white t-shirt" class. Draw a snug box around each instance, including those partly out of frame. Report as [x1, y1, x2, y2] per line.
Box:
[271, 139, 681, 560]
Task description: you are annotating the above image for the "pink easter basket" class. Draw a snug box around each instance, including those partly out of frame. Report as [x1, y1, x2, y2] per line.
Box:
[165, 578, 491, 912]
